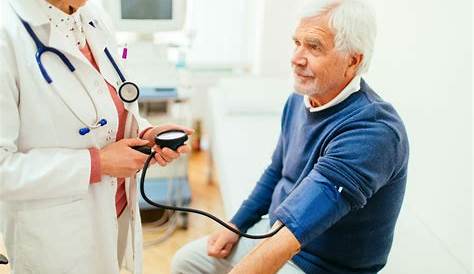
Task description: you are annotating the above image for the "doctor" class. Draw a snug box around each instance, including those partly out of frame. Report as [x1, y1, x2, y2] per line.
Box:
[0, 0, 192, 273]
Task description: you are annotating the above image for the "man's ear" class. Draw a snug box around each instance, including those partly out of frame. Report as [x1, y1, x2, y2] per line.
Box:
[345, 53, 364, 77]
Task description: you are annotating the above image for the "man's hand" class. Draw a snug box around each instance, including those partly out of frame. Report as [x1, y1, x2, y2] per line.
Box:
[99, 138, 150, 178]
[207, 223, 240, 258]
[230, 221, 301, 274]
[141, 124, 194, 166]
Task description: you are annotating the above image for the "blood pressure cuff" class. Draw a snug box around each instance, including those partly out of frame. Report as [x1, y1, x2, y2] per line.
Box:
[272, 172, 351, 246]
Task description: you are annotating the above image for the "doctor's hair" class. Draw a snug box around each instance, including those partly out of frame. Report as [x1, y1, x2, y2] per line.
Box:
[299, 0, 377, 75]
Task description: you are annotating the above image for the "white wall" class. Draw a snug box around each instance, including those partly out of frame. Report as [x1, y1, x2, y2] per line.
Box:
[0, 2, 5, 26]
[254, 0, 473, 273]
[367, 1, 471, 272]
[252, 0, 300, 77]
[184, 0, 256, 68]
[471, 0, 474, 269]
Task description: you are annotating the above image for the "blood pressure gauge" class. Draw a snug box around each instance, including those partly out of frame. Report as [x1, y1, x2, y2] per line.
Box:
[155, 130, 188, 151]
[132, 130, 188, 155]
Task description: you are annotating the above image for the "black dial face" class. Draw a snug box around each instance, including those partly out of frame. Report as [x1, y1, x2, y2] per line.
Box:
[155, 130, 188, 150]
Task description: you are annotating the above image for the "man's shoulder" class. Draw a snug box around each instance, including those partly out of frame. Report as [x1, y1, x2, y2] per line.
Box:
[283, 92, 304, 111]
[354, 80, 400, 119]
[345, 87, 408, 146]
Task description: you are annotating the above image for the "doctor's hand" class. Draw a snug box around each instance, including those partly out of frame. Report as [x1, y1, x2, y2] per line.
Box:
[141, 124, 194, 166]
[207, 223, 240, 258]
[99, 138, 150, 178]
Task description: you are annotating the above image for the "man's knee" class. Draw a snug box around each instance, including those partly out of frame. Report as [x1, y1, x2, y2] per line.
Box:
[171, 237, 209, 274]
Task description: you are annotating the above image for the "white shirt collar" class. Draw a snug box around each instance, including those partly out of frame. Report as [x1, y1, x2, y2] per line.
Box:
[304, 76, 362, 112]
[38, 0, 87, 48]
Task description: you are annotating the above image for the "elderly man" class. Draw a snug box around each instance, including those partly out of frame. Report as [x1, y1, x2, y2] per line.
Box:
[172, 0, 409, 273]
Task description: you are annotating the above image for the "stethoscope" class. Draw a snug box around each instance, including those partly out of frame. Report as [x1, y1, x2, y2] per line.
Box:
[17, 15, 140, 136]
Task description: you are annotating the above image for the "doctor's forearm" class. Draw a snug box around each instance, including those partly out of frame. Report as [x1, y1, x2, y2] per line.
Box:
[230, 221, 301, 274]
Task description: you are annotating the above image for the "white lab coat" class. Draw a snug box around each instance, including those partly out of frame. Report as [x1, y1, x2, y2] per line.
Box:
[0, 1, 151, 273]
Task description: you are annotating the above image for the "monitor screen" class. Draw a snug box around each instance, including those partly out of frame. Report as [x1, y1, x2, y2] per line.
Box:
[121, 0, 173, 20]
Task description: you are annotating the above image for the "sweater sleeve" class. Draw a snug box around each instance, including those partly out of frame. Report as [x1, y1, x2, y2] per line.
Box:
[273, 121, 404, 246]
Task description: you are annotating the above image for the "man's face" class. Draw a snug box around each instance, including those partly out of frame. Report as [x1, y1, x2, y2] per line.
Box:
[291, 14, 353, 103]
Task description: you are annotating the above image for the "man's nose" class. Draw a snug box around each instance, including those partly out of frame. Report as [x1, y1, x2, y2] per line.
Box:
[291, 48, 307, 67]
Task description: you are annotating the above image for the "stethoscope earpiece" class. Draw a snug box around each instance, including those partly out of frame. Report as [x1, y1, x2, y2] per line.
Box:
[79, 127, 90, 136]
[79, 118, 108, 135]
[98, 118, 107, 126]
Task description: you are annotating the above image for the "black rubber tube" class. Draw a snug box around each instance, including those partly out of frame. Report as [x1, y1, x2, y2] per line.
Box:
[139, 152, 285, 239]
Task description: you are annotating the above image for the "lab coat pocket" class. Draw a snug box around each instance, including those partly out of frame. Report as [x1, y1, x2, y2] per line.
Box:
[16, 199, 93, 274]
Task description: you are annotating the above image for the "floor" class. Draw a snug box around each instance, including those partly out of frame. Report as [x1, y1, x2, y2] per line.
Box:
[0, 151, 225, 274]
[140, 151, 224, 274]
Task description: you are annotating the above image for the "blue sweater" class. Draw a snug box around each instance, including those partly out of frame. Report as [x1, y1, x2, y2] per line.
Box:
[231, 79, 409, 274]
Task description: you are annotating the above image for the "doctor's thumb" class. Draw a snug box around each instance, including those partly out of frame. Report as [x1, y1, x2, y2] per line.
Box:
[123, 138, 150, 147]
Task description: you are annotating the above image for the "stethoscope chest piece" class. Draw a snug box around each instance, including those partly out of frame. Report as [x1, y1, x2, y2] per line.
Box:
[118, 81, 140, 103]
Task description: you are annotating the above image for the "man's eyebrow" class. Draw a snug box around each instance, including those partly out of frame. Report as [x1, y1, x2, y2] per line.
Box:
[292, 35, 326, 50]
[304, 37, 324, 48]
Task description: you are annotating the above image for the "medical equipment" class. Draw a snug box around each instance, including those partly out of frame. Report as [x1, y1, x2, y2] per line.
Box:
[104, 0, 187, 33]
[17, 15, 140, 135]
[133, 130, 188, 155]
[156, 130, 189, 150]
[133, 131, 285, 239]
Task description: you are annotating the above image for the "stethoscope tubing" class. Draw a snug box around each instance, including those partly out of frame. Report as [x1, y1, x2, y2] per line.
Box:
[104, 47, 126, 82]
[19, 16, 76, 83]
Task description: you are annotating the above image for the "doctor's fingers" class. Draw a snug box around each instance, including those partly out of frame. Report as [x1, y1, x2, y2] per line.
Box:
[129, 153, 148, 168]
[153, 152, 168, 167]
[177, 145, 191, 154]
[122, 138, 150, 147]
[154, 146, 179, 161]
[158, 124, 195, 135]
[162, 147, 180, 160]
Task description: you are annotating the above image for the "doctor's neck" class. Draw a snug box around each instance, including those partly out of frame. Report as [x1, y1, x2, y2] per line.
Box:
[46, 0, 87, 15]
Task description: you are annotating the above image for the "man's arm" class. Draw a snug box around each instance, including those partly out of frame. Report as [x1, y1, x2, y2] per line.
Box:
[229, 221, 301, 274]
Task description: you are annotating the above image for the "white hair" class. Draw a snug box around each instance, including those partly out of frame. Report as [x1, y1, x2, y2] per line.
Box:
[299, 0, 377, 74]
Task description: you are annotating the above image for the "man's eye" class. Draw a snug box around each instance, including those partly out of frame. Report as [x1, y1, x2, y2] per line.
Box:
[310, 44, 320, 50]
[294, 40, 301, 46]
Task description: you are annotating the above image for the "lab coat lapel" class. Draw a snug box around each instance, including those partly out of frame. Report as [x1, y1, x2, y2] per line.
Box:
[81, 12, 122, 91]
[6, 0, 49, 26]
[81, 18, 141, 118]
[47, 26, 90, 67]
